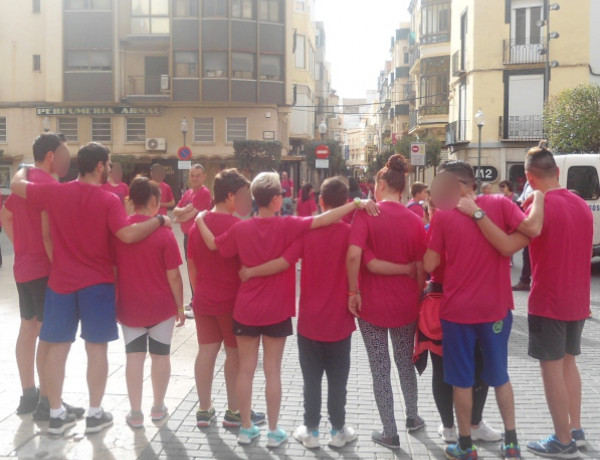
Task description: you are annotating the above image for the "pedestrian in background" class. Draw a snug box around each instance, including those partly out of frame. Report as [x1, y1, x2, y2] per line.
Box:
[295, 183, 317, 217]
[151, 164, 175, 216]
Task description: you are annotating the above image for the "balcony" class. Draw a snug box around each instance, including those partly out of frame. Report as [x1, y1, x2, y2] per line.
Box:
[421, 32, 450, 45]
[409, 45, 420, 69]
[499, 115, 544, 141]
[445, 120, 469, 146]
[409, 110, 418, 131]
[404, 83, 416, 102]
[419, 104, 449, 116]
[452, 50, 465, 76]
[503, 39, 545, 65]
[126, 75, 171, 101]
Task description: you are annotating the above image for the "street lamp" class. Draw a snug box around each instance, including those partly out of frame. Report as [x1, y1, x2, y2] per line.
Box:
[42, 116, 50, 132]
[475, 108, 485, 193]
[180, 116, 189, 146]
[318, 119, 327, 141]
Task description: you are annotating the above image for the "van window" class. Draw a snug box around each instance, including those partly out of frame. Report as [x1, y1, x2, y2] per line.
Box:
[567, 166, 600, 200]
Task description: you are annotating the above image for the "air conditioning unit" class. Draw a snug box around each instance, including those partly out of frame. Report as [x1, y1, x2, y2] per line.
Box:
[146, 138, 166, 151]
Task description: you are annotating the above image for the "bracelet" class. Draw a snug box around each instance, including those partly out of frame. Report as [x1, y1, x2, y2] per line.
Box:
[177, 307, 185, 313]
[156, 214, 165, 226]
[348, 291, 361, 296]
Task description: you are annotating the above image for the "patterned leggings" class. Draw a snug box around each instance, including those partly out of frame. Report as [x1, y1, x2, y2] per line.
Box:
[359, 319, 418, 438]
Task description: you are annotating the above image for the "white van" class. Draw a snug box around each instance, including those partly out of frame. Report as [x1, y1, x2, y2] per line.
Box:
[554, 154, 600, 256]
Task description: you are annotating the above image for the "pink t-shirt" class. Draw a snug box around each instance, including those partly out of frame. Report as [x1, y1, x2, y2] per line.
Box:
[4, 168, 54, 283]
[115, 214, 182, 327]
[188, 212, 241, 315]
[283, 222, 356, 342]
[296, 198, 317, 217]
[101, 181, 129, 203]
[158, 181, 174, 215]
[528, 189, 593, 321]
[281, 179, 294, 198]
[177, 186, 212, 235]
[27, 180, 129, 294]
[428, 194, 526, 324]
[407, 199, 424, 218]
[349, 201, 427, 328]
[427, 214, 445, 285]
[215, 216, 313, 326]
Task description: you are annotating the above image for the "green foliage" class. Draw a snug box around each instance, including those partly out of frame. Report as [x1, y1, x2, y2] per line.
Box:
[303, 141, 348, 176]
[367, 150, 395, 177]
[367, 134, 442, 176]
[544, 84, 600, 153]
[233, 140, 283, 177]
[110, 154, 137, 177]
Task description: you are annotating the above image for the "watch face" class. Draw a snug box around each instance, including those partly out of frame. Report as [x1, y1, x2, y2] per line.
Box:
[474, 210, 484, 220]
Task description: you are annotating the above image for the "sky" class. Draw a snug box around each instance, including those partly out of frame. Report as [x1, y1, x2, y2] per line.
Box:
[314, 0, 411, 100]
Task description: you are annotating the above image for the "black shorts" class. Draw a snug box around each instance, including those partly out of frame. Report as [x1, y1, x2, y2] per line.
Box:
[233, 318, 293, 338]
[16, 277, 49, 321]
[528, 314, 585, 361]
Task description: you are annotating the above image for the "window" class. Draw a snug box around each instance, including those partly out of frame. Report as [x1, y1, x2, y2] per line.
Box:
[33, 0, 40, 13]
[295, 34, 305, 68]
[232, 0, 254, 19]
[203, 0, 227, 17]
[174, 51, 198, 77]
[226, 117, 247, 142]
[259, 0, 281, 22]
[131, 0, 169, 34]
[33, 55, 41, 71]
[126, 117, 146, 142]
[295, 0, 305, 12]
[92, 117, 111, 142]
[58, 118, 78, 141]
[419, 56, 449, 111]
[203, 51, 227, 77]
[193, 117, 214, 143]
[260, 55, 282, 80]
[65, 0, 111, 9]
[567, 166, 600, 200]
[308, 44, 315, 77]
[173, 0, 198, 17]
[0, 117, 6, 143]
[66, 51, 112, 71]
[513, 4, 542, 45]
[421, 0, 450, 44]
[232, 52, 255, 79]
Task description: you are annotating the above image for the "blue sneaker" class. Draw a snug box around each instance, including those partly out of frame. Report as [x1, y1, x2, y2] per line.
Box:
[237, 424, 260, 445]
[571, 428, 586, 448]
[526, 434, 579, 458]
[501, 442, 522, 459]
[266, 427, 288, 448]
[445, 443, 478, 459]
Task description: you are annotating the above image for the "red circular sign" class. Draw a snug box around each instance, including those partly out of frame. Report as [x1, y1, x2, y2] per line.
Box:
[315, 145, 330, 159]
[411, 144, 420, 153]
[178, 146, 192, 160]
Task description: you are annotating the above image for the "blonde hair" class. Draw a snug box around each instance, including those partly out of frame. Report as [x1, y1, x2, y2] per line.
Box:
[251, 172, 282, 207]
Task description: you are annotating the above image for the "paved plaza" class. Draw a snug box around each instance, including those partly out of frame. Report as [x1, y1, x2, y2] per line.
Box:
[0, 226, 599, 460]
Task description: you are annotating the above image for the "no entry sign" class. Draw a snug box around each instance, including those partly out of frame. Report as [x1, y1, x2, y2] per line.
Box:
[315, 144, 330, 159]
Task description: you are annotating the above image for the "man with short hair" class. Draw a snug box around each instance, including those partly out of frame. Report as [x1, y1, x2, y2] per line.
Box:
[101, 162, 129, 203]
[10, 142, 171, 435]
[0, 133, 83, 420]
[407, 181, 428, 218]
[151, 164, 175, 215]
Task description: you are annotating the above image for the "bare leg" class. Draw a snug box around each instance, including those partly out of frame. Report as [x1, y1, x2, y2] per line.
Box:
[540, 358, 572, 444]
[16, 318, 41, 391]
[45, 342, 72, 410]
[494, 381, 516, 432]
[262, 336, 286, 431]
[563, 354, 582, 430]
[454, 386, 473, 438]
[36, 339, 49, 397]
[235, 336, 260, 429]
[125, 352, 146, 412]
[195, 343, 221, 411]
[85, 342, 108, 408]
[150, 354, 170, 409]
[224, 346, 239, 411]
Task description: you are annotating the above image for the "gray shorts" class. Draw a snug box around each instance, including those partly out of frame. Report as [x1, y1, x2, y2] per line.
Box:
[528, 314, 585, 361]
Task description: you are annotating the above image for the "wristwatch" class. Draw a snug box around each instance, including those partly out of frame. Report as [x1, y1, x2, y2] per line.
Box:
[156, 214, 165, 226]
[354, 197, 362, 209]
[472, 209, 486, 221]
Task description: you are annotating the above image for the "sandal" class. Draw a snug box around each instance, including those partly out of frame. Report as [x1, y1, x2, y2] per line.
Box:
[126, 410, 144, 429]
[151, 405, 168, 422]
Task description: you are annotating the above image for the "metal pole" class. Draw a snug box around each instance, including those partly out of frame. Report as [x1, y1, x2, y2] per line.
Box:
[477, 124, 482, 193]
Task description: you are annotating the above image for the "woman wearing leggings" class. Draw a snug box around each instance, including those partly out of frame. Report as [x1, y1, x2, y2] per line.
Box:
[347, 154, 426, 450]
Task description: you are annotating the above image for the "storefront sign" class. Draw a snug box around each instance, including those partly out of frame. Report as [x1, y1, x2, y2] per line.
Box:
[36, 106, 162, 116]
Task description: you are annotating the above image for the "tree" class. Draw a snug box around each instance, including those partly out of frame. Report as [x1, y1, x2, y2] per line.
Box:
[303, 141, 348, 176]
[544, 84, 600, 153]
[366, 134, 442, 177]
[233, 140, 283, 177]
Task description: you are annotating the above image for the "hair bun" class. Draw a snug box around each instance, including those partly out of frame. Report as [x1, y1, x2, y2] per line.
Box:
[386, 154, 408, 173]
[538, 139, 548, 149]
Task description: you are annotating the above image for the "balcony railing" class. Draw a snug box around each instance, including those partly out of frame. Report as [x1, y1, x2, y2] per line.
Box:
[409, 110, 418, 131]
[452, 50, 465, 76]
[419, 104, 449, 116]
[403, 83, 416, 102]
[421, 32, 450, 45]
[445, 120, 468, 145]
[127, 75, 170, 96]
[409, 45, 420, 68]
[503, 39, 545, 65]
[499, 115, 544, 141]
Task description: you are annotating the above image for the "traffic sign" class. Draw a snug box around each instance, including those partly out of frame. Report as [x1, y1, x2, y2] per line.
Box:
[315, 159, 329, 169]
[410, 143, 426, 166]
[178, 160, 191, 170]
[344, 145, 350, 160]
[177, 146, 192, 160]
[315, 144, 330, 159]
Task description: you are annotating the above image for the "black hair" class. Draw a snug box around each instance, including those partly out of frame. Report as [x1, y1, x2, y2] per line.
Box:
[213, 168, 250, 203]
[77, 142, 109, 176]
[438, 160, 477, 191]
[301, 183, 313, 202]
[129, 176, 161, 207]
[32, 133, 66, 163]
[320, 177, 349, 208]
[525, 140, 557, 179]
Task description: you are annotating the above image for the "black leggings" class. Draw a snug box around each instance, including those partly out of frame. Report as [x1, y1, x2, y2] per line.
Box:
[431, 348, 489, 428]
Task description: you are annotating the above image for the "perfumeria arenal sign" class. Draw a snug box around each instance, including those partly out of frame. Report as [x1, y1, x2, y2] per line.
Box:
[36, 107, 162, 116]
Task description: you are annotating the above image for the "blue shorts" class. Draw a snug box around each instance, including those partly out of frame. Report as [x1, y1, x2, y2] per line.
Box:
[39, 284, 119, 344]
[441, 311, 513, 388]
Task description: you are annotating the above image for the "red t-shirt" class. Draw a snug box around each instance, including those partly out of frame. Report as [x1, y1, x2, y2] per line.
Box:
[427, 214, 445, 285]
[296, 198, 317, 217]
[283, 222, 356, 342]
[101, 181, 129, 203]
[4, 168, 54, 283]
[349, 201, 427, 328]
[528, 189, 593, 321]
[177, 186, 212, 235]
[115, 214, 182, 327]
[281, 179, 294, 198]
[158, 181, 174, 215]
[188, 212, 241, 315]
[428, 194, 525, 324]
[27, 180, 129, 293]
[407, 199, 424, 218]
[215, 216, 313, 326]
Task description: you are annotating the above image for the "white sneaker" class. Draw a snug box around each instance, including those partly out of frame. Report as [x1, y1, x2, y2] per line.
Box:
[293, 425, 320, 449]
[328, 426, 357, 448]
[438, 423, 458, 443]
[184, 303, 194, 319]
[471, 420, 503, 442]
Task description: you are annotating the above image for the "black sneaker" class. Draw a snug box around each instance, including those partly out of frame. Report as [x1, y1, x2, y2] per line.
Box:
[34, 401, 86, 422]
[371, 430, 400, 450]
[406, 415, 426, 432]
[17, 388, 39, 415]
[85, 409, 113, 434]
[48, 413, 77, 435]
